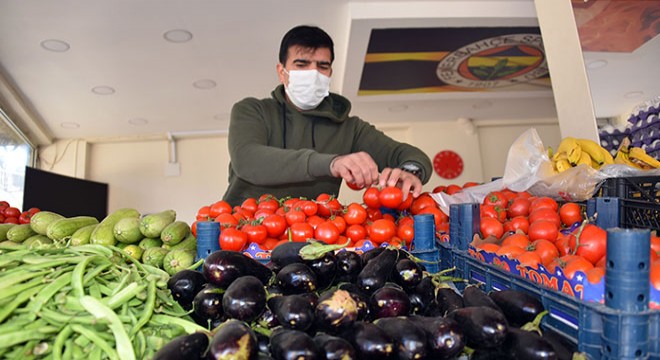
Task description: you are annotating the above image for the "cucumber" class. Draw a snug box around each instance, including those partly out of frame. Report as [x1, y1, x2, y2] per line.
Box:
[24, 234, 53, 249]
[167, 233, 197, 251]
[122, 244, 144, 261]
[163, 249, 195, 276]
[113, 217, 143, 244]
[90, 208, 140, 246]
[46, 216, 100, 241]
[69, 224, 98, 246]
[142, 247, 170, 268]
[160, 221, 190, 246]
[30, 211, 65, 235]
[139, 237, 163, 250]
[140, 210, 176, 239]
[6, 224, 38, 243]
[0, 223, 16, 241]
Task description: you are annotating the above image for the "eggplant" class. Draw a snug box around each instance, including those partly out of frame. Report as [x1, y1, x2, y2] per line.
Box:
[276, 262, 318, 294]
[257, 306, 280, 329]
[334, 250, 362, 284]
[313, 333, 357, 360]
[435, 286, 464, 316]
[489, 289, 545, 328]
[541, 329, 578, 360]
[337, 283, 370, 320]
[152, 332, 209, 360]
[373, 317, 429, 360]
[369, 284, 411, 319]
[208, 319, 258, 360]
[315, 288, 359, 333]
[504, 328, 558, 360]
[470, 348, 515, 360]
[356, 248, 398, 293]
[447, 306, 508, 350]
[392, 258, 424, 289]
[339, 321, 395, 359]
[407, 276, 436, 315]
[222, 275, 267, 323]
[269, 328, 322, 360]
[192, 283, 224, 327]
[268, 294, 315, 331]
[270, 241, 307, 267]
[305, 252, 337, 290]
[203, 250, 274, 289]
[254, 330, 271, 355]
[360, 247, 385, 265]
[166, 269, 207, 310]
[462, 284, 502, 312]
[408, 315, 465, 359]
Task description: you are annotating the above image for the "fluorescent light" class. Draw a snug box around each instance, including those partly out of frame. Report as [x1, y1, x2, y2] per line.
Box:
[40, 39, 70, 52]
[163, 29, 193, 43]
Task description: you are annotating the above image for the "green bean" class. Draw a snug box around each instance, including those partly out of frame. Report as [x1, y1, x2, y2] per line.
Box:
[130, 279, 156, 337]
[52, 325, 73, 360]
[135, 329, 147, 359]
[0, 276, 44, 303]
[88, 282, 102, 299]
[82, 261, 113, 285]
[80, 296, 135, 360]
[0, 326, 58, 349]
[0, 284, 45, 323]
[38, 308, 97, 327]
[67, 244, 114, 257]
[89, 345, 103, 360]
[0, 269, 51, 292]
[71, 339, 85, 359]
[97, 283, 116, 297]
[0, 249, 30, 267]
[70, 324, 118, 360]
[150, 314, 208, 334]
[71, 255, 102, 297]
[104, 282, 145, 310]
[24, 273, 72, 321]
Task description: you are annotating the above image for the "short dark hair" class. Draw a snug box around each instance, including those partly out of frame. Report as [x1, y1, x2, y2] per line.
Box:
[279, 25, 334, 65]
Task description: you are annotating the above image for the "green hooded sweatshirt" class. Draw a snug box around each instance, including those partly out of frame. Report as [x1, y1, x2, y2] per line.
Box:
[222, 85, 432, 206]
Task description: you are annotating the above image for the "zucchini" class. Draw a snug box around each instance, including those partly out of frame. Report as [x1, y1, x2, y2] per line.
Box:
[140, 210, 176, 239]
[90, 208, 140, 246]
[0, 223, 16, 241]
[6, 224, 38, 243]
[139, 237, 163, 250]
[113, 217, 143, 244]
[142, 247, 170, 268]
[163, 249, 195, 276]
[160, 221, 190, 246]
[167, 233, 196, 251]
[30, 211, 65, 235]
[24, 234, 53, 249]
[69, 224, 98, 246]
[46, 216, 100, 241]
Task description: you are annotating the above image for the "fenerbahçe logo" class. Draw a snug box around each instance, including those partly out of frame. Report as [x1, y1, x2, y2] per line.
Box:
[437, 33, 548, 89]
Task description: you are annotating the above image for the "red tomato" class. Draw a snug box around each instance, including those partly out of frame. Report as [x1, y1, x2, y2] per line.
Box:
[478, 243, 501, 253]
[555, 234, 574, 257]
[258, 197, 280, 213]
[3, 207, 20, 218]
[196, 205, 211, 221]
[285, 208, 306, 226]
[241, 223, 268, 245]
[569, 224, 607, 265]
[530, 197, 559, 212]
[496, 245, 526, 259]
[397, 223, 414, 243]
[344, 203, 368, 225]
[528, 208, 561, 229]
[261, 237, 280, 251]
[507, 197, 531, 219]
[262, 214, 287, 238]
[528, 220, 559, 242]
[362, 187, 381, 209]
[282, 198, 300, 209]
[315, 221, 340, 244]
[651, 234, 660, 256]
[563, 256, 594, 280]
[481, 204, 506, 223]
[397, 193, 414, 211]
[379, 186, 403, 209]
[253, 208, 274, 221]
[241, 198, 258, 215]
[295, 200, 318, 217]
[18, 211, 33, 224]
[516, 251, 542, 269]
[0, 214, 5, 223]
[397, 216, 414, 228]
[329, 216, 347, 234]
[530, 239, 559, 267]
[483, 191, 507, 208]
[219, 227, 248, 251]
[585, 267, 605, 284]
[366, 208, 383, 221]
[417, 206, 449, 230]
[316, 193, 342, 217]
[432, 185, 446, 193]
[346, 181, 365, 191]
[463, 181, 480, 188]
[215, 213, 239, 228]
[191, 221, 198, 237]
[27, 208, 40, 215]
[346, 224, 367, 243]
[651, 260, 660, 290]
[0, 201, 8, 208]
[289, 222, 314, 242]
[501, 233, 531, 249]
[306, 215, 325, 229]
[480, 217, 504, 240]
[503, 216, 530, 234]
[559, 202, 583, 227]
[209, 200, 232, 218]
[3, 217, 18, 224]
[500, 189, 519, 202]
[410, 194, 436, 215]
[368, 219, 397, 244]
[444, 184, 462, 195]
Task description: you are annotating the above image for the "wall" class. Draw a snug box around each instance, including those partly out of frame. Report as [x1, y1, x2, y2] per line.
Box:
[39, 118, 559, 224]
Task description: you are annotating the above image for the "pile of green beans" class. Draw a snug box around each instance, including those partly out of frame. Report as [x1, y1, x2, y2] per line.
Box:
[0, 244, 206, 360]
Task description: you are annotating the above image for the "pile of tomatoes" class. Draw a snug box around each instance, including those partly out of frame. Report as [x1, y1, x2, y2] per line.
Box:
[472, 189, 660, 290]
[0, 201, 40, 224]
[193, 186, 454, 254]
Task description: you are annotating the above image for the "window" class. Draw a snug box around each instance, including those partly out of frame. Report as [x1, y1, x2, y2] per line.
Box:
[0, 107, 35, 211]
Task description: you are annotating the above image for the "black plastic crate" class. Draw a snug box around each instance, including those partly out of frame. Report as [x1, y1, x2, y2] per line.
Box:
[595, 176, 660, 203]
[587, 197, 660, 232]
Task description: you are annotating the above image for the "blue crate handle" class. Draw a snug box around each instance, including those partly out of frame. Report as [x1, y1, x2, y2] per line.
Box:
[195, 221, 221, 266]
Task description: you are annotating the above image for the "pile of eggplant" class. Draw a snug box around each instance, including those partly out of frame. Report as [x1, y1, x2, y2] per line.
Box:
[155, 241, 579, 360]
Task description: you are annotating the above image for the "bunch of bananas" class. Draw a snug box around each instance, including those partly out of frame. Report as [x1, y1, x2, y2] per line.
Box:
[549, 137, 614, 173]
[614, 137, 660, 169]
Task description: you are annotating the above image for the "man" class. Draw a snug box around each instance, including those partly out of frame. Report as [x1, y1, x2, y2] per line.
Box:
[222, 25, 432, 207]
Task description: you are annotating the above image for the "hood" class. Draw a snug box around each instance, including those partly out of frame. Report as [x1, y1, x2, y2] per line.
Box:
[271, 84, 351, 123]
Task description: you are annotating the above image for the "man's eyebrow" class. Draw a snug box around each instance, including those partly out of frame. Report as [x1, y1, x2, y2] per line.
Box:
[292, 59, 331, 66]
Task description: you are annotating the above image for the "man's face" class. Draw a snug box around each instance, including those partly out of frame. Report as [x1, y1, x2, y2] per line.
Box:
[277, 45, 333, 86]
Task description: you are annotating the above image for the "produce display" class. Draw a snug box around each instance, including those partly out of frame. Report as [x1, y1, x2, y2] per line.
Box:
[0, 200, 40, 225]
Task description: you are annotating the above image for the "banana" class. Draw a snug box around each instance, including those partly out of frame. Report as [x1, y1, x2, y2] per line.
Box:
[552, 151, 568, 162]
[575, 138, 605, 166]
[576, 150, 592, 167]
[556, 137, 582, 165]
[628, 147, 660, 169]
[614, 145, 638, 168]
[591, 158, 602, 170]
[600, 146, 615, 165]
[554, 158, 572, 173]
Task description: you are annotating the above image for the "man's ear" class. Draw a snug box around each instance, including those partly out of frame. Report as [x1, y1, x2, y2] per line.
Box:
[276, 63, 286, 84]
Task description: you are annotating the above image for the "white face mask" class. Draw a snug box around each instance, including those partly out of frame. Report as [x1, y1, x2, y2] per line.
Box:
[284, 69, 330, 110]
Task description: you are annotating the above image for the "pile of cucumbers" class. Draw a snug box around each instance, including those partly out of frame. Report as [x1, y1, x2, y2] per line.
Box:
[0, 208, 197, 275]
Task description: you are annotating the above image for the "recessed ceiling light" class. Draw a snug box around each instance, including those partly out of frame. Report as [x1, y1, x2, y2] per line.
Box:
[60, 122, 79, 129]
[624, 91, 644, 99]
[472, 100, 493, 109]
[387, 105, 408, 112]
[163, 29, 193, 43]
[40, 39, 70, 52]
[586, 59, 608, 70]
[91, 85, 116, 95]
[193, 79, 217, 89]
[128, 118, 149, 126]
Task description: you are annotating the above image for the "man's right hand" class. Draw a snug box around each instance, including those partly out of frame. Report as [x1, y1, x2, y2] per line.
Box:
[330, 152, 379, 189]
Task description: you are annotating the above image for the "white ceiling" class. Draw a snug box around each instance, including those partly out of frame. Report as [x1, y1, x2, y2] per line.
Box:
[0, 0, 656, 146]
